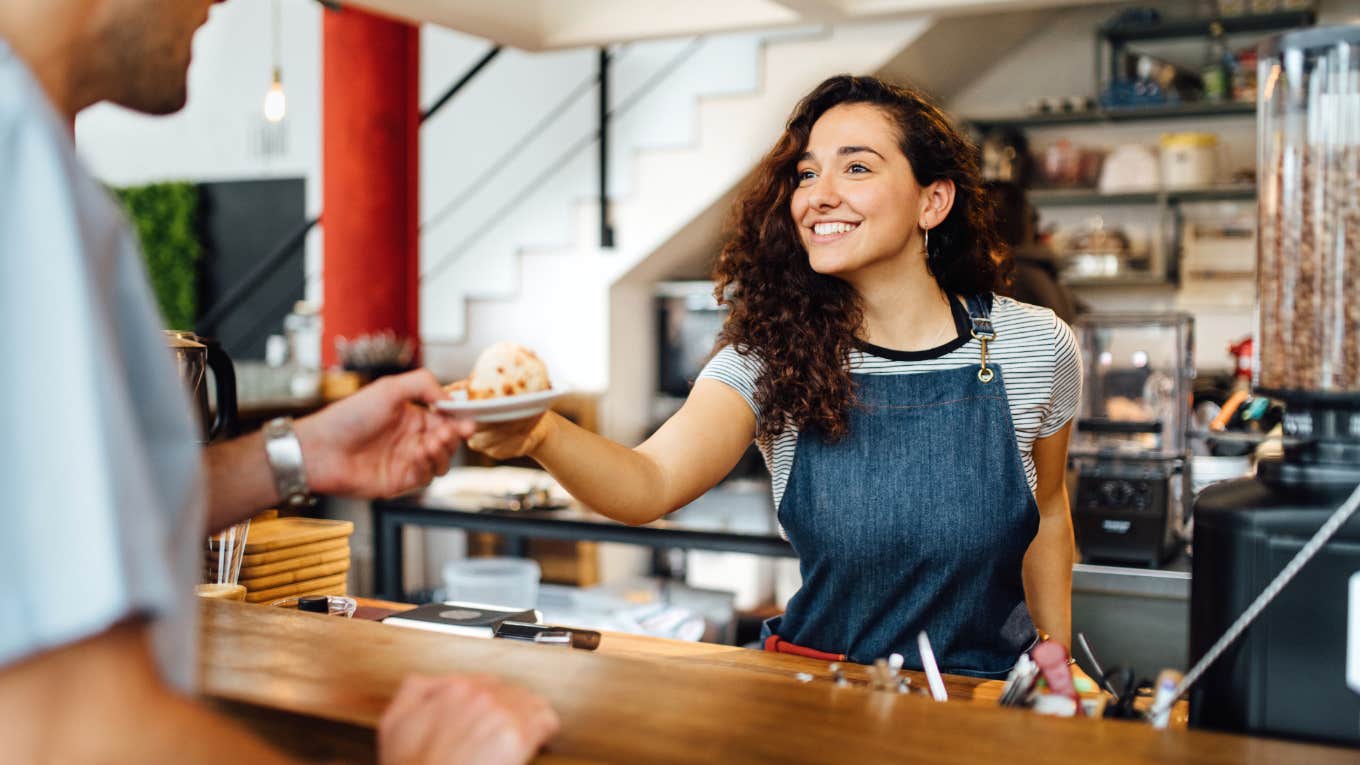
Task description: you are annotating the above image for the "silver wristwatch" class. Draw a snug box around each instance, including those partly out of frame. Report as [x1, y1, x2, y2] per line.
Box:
[263, 417, 314, 508]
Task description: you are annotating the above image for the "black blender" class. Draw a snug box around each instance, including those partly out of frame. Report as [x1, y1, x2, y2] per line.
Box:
[1189, 24, 1360, 745]
[1069, 313, 1194, 568]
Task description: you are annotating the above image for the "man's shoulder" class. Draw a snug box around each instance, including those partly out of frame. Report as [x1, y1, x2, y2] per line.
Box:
[0, 44, 53, 139]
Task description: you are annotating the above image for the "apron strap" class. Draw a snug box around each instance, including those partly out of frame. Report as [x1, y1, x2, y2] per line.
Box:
[964, 294, 997, 383]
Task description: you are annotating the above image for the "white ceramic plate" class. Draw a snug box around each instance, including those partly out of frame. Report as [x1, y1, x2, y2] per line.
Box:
[433, 387, 568, 423]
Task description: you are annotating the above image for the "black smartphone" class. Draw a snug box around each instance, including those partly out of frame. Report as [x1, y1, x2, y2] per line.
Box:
[495, 621, 601, 650]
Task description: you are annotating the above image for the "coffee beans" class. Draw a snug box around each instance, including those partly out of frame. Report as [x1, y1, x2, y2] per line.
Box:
[1256, 71, 1360, 395]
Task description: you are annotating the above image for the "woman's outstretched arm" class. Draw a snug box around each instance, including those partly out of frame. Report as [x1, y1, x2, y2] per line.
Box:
[469, 378, 758, 525]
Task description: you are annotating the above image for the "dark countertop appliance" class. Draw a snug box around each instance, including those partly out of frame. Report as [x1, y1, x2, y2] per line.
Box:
[1069, 313, 1194, 568]
[1190, 24, 1360, 746]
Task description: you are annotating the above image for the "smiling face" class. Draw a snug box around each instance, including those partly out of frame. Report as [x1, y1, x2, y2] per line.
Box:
[790, 103, 927, 280]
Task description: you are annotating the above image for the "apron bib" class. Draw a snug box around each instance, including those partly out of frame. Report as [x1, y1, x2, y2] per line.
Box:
[763, 294, 1039, 678]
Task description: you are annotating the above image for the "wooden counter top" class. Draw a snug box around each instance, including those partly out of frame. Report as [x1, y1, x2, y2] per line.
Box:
[198, 600, 1357, 764]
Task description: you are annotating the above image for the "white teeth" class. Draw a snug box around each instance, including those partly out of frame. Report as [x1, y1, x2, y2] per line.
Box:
[813, 221, 858, 236]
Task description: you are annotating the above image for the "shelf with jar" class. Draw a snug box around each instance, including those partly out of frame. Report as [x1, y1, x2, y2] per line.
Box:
[1027, 184, 1256, 208]
[967, 6, 1311, 291]
[965, 7, 1313, 131]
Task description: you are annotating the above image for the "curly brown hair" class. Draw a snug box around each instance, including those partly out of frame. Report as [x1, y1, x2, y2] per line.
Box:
[713, 75, 1000, 443]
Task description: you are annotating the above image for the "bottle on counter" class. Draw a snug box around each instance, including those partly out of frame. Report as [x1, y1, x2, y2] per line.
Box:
[284, 300, 322, 399]
[1232, 47, 1258, 103]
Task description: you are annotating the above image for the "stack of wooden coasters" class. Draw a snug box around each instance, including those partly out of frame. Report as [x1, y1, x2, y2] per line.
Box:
[232, 517, 355, 604]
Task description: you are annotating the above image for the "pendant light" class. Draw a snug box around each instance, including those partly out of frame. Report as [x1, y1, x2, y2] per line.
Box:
[262, 0, 286, 123]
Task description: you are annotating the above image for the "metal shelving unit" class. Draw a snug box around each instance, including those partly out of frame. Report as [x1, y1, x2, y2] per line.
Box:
[1096, 9, 1316, 107]
[967, 11, 1316, 289]
[1099, 9, 1317, 43]
[966, 101, 1255, 132]
[1063, 274, 1177, 289]
[966, 10, 1315, 132]
[1028, 185, 1256, 208]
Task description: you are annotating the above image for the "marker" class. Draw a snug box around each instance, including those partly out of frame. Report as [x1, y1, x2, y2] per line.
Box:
[918, 631, 948, 702]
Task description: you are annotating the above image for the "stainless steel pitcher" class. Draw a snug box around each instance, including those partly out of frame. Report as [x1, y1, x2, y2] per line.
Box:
[164, 330, 237, 443]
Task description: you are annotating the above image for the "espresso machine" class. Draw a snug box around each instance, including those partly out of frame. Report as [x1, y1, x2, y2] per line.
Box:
[1189, 25, 1360, 745]
[164, 330, 238, 444]
[1069, 313, 1194, 567]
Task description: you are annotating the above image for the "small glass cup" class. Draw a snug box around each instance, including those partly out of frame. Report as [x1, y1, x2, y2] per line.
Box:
[267, 594, 357, 618]
[199, 520, 251, 602]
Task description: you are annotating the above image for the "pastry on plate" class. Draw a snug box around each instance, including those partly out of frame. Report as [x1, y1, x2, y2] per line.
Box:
[445, 342, 551, 400]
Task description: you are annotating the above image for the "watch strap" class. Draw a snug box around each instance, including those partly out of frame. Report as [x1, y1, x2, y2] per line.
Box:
[262, 417, 313, 508]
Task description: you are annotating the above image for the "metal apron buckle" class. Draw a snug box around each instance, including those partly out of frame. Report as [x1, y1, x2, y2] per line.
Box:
[970, 328, 996, 383]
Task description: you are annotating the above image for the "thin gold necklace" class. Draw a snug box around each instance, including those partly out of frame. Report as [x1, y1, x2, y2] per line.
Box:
[926, 294, 956, 347]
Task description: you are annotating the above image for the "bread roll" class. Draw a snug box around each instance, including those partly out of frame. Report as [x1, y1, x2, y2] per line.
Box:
[465, 342, 551, 399]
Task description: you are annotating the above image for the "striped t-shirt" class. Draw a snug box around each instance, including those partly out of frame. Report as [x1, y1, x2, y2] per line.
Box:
[699, 295, 1082, 510]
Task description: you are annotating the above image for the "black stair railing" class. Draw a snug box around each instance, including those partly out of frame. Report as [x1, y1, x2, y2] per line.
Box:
[418, 35, 705, 285]
[203, 9, 706, 351]
[196, 34, 501, 344]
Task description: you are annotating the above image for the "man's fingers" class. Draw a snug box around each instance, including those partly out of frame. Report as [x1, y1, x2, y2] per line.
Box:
[385, 368, 447, 405]
[524, 694, 562, 743]
[423, 429, 454, 478]
[380, 675, 450, 738]
[431, 411, 475, 442]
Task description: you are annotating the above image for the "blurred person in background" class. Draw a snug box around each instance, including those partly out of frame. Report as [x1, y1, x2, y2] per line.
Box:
[0, 1, 558, 763]
[984, 180, 1081, 325]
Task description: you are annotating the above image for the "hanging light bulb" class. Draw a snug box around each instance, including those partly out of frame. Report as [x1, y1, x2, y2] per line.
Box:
[261, 0, 286, 124]
[263, 67, 287, 123]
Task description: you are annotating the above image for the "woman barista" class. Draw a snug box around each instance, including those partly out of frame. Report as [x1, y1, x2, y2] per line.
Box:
[472, 75, 1081, 677]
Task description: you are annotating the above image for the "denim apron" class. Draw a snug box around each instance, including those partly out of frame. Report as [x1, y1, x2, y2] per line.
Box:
[761, 294, 1039, 678]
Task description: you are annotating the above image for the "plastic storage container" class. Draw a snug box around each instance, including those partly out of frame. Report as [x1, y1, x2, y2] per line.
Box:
[1255, 25, 1360, 399]
[1159, 132, 1219, 189]
[442, 557, 541, 610]
[1070, 313, 1196, 458]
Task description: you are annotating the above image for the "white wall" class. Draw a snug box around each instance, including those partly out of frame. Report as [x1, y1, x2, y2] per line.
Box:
[417, 28, 778, 354]
[75, 0, 326, 304]
[70, 1, 776, 372]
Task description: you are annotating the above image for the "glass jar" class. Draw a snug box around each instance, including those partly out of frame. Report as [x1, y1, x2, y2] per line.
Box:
[1255, 25, 1360, 400]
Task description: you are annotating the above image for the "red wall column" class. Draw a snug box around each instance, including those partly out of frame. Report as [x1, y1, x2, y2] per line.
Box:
[321, 7, 420, 368]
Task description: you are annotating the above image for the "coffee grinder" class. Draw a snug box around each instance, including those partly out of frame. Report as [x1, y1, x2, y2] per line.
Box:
[1189, 24, 1360, 745]
[1069, 313, 1194, 568]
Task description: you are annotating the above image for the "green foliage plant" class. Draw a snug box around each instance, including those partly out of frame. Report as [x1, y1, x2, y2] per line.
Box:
[114, 182, 201, 329]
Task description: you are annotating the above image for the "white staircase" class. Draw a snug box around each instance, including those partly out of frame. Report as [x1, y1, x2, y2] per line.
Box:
[420, 18, 934, 387]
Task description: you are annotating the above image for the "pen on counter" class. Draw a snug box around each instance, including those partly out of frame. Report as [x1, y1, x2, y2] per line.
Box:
[917, 631, 948, 702]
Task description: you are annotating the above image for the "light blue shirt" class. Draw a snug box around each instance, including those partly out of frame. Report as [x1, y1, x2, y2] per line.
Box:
[0, 40, 203, 690]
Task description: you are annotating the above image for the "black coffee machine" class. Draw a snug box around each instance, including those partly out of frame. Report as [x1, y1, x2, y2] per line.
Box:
[1188, 25, 1360, 746]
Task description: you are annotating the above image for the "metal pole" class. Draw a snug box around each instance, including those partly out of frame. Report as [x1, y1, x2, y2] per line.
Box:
[598, 47, 614, 248]
[421, 45, 502, 123]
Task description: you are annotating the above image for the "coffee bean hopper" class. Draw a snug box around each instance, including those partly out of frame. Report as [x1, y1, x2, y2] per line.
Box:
[1190, 24, 1360, 745]
[1068, 312, 1194, 568]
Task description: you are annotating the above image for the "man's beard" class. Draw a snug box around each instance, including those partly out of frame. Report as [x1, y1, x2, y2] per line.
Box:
[99, 23, 192, 115]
